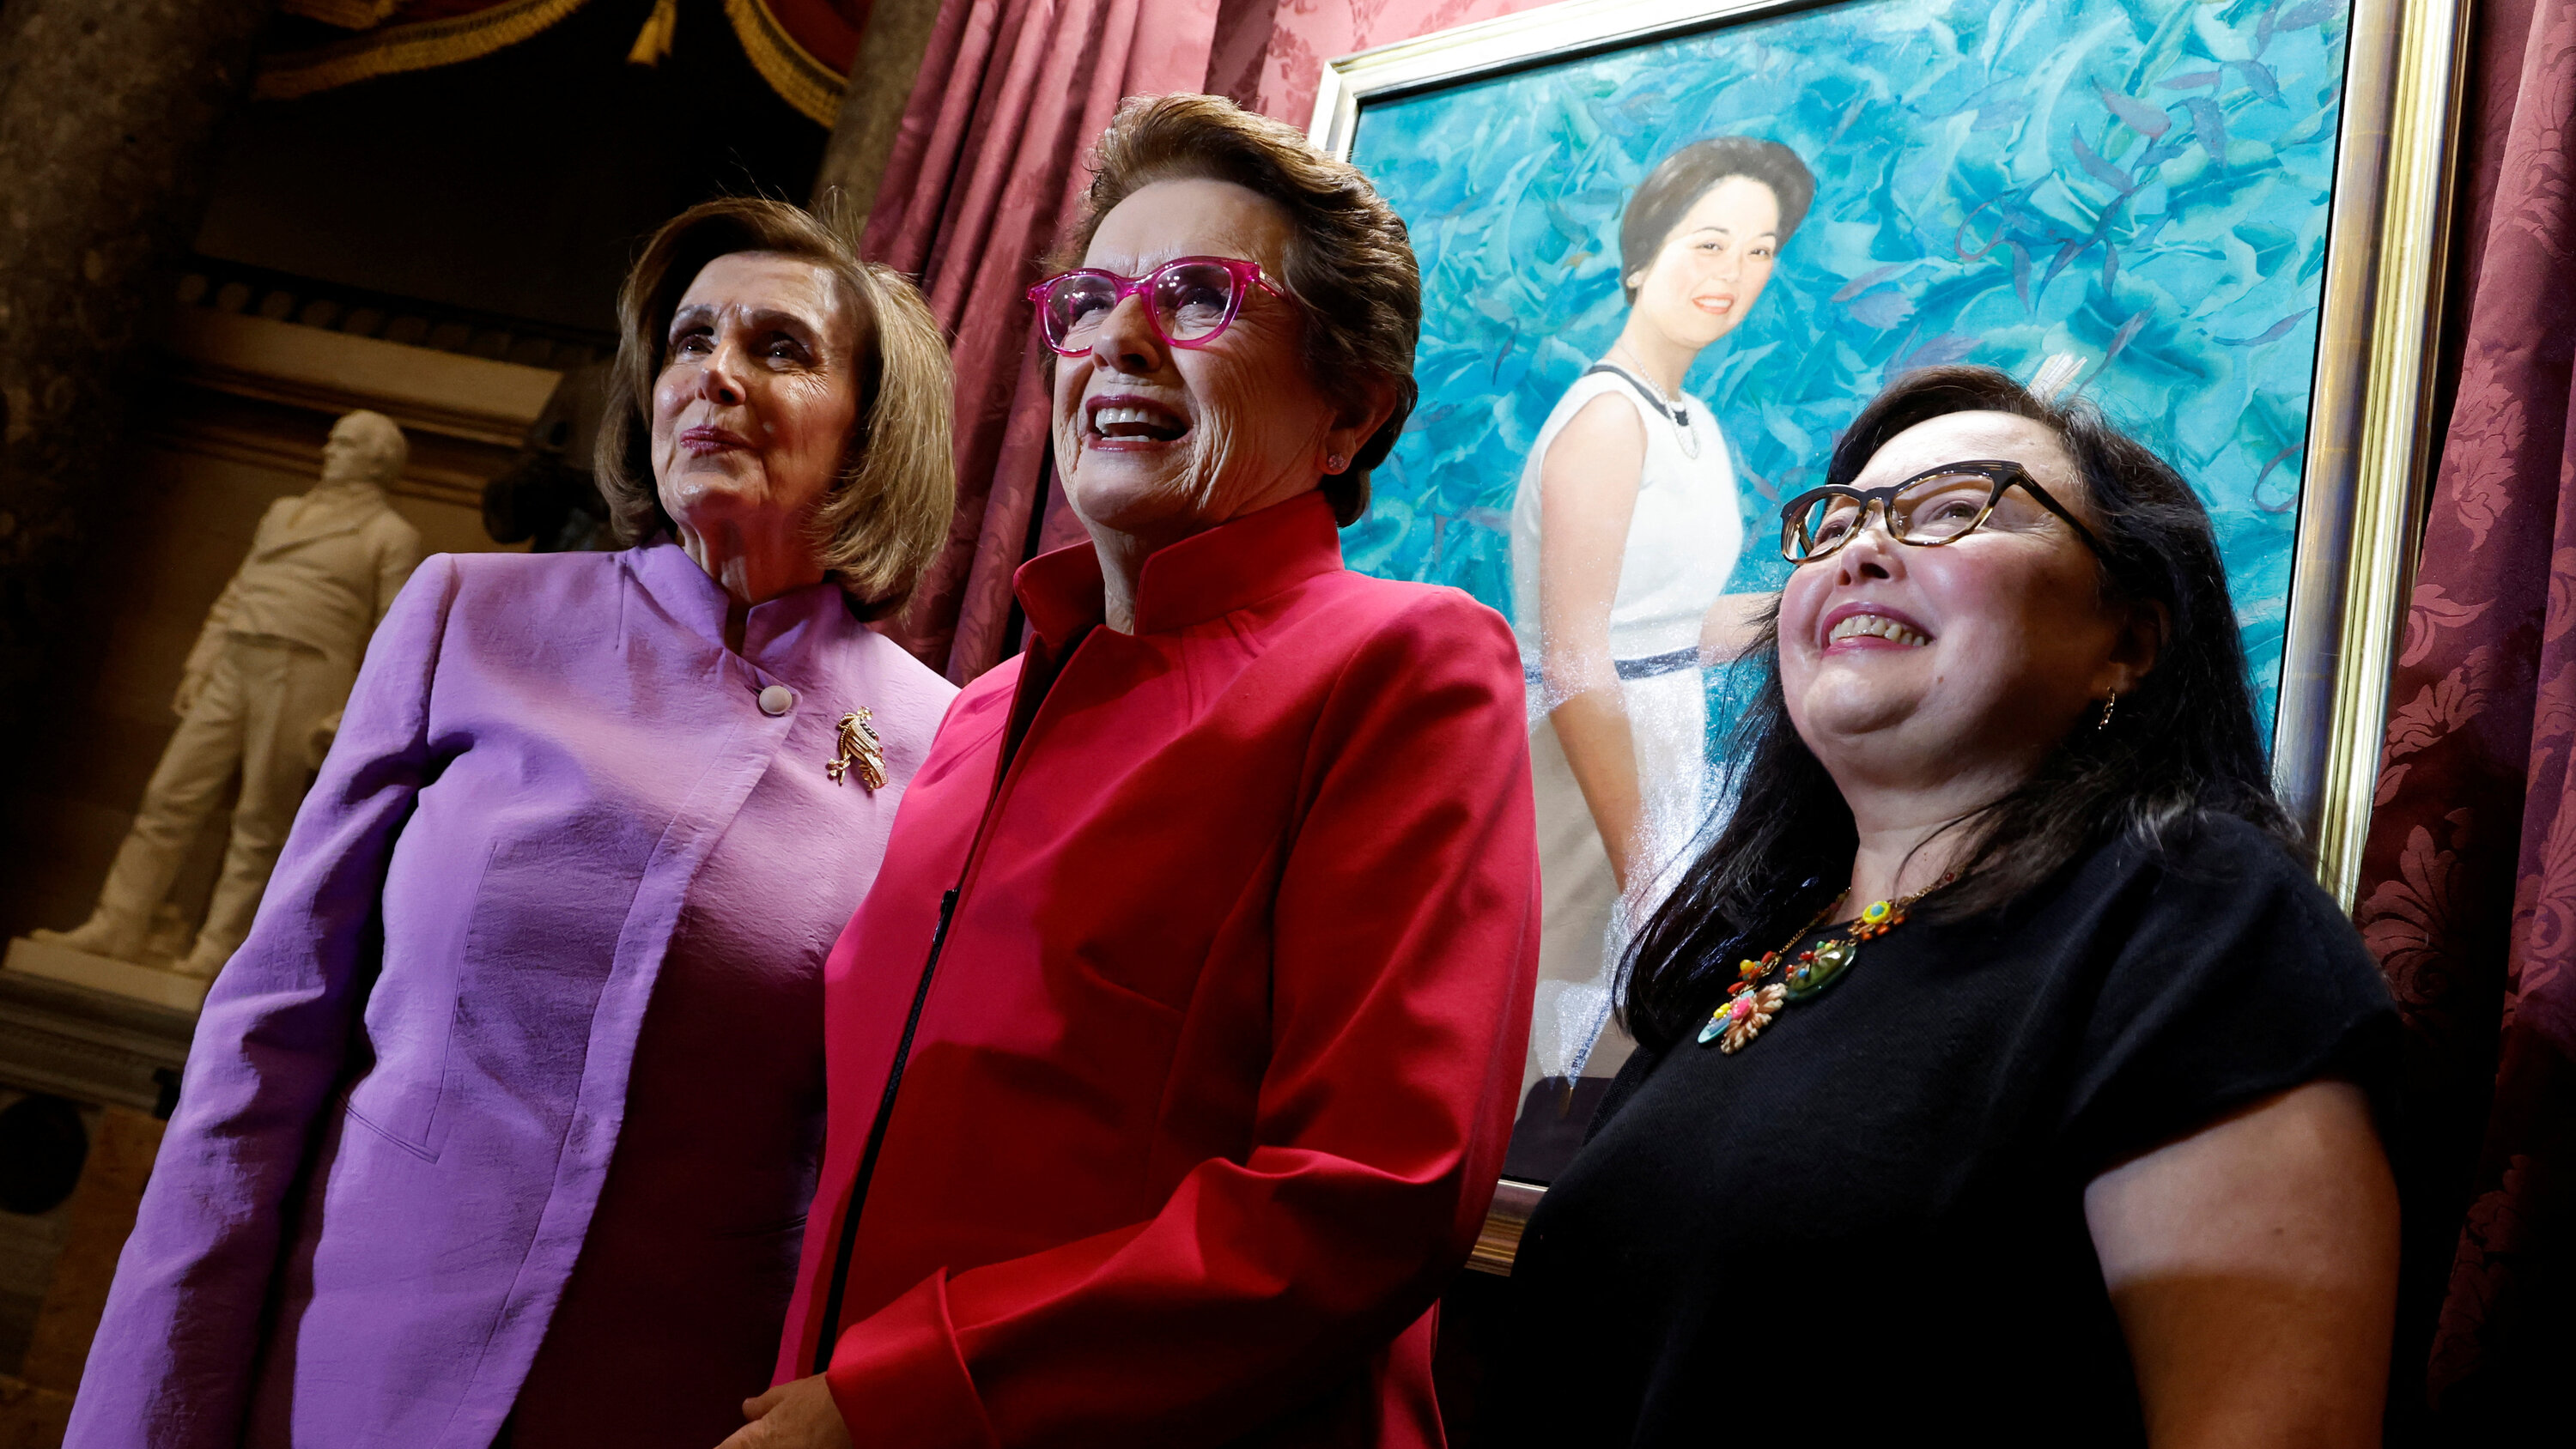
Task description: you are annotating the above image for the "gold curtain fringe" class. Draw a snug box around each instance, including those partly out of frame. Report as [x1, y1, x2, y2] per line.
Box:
[722, 0, 845, 126]
[254, 0, 596, 101]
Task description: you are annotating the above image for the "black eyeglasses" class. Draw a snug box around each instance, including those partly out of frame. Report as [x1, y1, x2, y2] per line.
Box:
[1779, 460, 2110, 565]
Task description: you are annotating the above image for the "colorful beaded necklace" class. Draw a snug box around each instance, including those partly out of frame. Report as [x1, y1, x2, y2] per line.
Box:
[1697, 873, 1955, 1052]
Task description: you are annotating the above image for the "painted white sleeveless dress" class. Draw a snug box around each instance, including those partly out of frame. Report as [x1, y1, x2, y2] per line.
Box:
[1509, 370, 1742, 1098]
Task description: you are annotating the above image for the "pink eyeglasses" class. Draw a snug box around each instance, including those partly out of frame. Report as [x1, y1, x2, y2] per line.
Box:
[1025, 256, 1285, 356]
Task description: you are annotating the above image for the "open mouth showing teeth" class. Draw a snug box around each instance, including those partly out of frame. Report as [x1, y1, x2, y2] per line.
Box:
[1828, 614, 1932, 647]
[1090, 404, 1188, 443]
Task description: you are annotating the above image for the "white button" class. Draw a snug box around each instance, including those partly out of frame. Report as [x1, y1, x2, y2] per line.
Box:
[758, 684, 795, 716]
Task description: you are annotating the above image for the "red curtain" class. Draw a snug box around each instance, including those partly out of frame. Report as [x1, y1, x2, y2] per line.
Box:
[759, 0, 870, 71]
[2353, 0, 2576, 1433]
[860, 0, 1217, 677]
[862, 0, 1556, 679]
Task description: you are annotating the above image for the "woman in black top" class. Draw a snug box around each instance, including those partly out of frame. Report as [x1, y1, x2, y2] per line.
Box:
[1488, 366, 2397, 1447]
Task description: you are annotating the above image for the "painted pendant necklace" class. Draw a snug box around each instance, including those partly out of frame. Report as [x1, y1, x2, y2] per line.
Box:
[1697, 874, 1954, 1052]
[1595, 351, 1701, 459]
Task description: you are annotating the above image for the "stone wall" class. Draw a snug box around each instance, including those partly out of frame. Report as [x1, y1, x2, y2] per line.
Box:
[0, 0, 278, 750]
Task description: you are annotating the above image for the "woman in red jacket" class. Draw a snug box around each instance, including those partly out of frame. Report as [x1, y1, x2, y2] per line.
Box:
[724, 94, 1540, 1449]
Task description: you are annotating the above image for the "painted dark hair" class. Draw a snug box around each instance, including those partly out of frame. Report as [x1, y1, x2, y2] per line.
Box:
[1619, 364, 2294, 1054]
[1619, 136, 1816, 302]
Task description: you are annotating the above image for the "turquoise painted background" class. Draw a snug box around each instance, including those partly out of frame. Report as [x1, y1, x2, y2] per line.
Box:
[1343, 0, 2352, 739]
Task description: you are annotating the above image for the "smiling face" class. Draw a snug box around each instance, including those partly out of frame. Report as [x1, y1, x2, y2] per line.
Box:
[1050, 178, 1363, 550]
[1777, 409, 2154, 801]
[1628, 174, 1782, 352]
[650, 251, 862, 549]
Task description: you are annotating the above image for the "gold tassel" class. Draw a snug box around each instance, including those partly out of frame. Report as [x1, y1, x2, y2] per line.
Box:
[628, 0, 677, 66]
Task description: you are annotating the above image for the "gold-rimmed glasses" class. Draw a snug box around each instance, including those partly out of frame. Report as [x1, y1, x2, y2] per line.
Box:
[1779, 460, 2111, 565]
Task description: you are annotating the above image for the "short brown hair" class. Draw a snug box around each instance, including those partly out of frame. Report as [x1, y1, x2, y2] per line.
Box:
[598, 197, 955, 617]
[1055, 94, 1420, 525]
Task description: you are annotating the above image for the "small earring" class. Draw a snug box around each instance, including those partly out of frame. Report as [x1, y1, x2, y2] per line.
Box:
[2096, 691, 2118, 731]
[1326, 454, 1348, 474]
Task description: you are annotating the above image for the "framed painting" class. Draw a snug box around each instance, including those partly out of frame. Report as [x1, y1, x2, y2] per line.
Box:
[1309, 0, 2466, 1239]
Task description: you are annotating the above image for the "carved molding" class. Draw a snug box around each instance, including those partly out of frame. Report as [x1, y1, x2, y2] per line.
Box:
[0, 973, 193, 1117]
[165, 307, 560, 450]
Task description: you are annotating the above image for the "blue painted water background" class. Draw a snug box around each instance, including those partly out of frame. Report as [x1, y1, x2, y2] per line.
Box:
[1342, 0, 2353, 743]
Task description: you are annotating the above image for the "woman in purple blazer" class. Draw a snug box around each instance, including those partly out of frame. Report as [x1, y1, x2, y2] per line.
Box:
[67, 199, 960, 1449]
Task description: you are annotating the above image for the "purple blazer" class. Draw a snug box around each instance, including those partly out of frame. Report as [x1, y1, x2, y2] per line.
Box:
[67, 543, 957, 1449]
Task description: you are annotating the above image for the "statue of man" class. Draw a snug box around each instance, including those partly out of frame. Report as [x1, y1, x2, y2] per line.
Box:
[35, 410, 423, 978]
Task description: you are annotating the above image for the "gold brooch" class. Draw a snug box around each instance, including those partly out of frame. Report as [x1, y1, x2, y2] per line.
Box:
[828, 708, 886, 790]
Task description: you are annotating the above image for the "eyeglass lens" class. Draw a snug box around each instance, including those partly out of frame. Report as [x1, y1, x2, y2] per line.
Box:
[1044, 262, 1242, 349]
[1794, 472, 2001, 557]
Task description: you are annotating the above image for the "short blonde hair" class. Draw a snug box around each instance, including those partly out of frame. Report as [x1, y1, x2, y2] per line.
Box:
[598, 197, 955, 618]
[1055, 94, 1420, 525]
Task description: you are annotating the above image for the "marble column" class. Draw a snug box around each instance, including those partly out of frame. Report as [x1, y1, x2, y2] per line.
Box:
[811, 0, 948, 223]
[0, 0, 277, 749]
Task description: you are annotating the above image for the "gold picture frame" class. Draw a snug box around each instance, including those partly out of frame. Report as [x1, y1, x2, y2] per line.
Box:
[1310, 0, 2470, 1274]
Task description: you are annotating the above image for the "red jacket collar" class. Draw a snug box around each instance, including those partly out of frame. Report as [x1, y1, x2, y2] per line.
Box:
[1012, 490, 1346, 646]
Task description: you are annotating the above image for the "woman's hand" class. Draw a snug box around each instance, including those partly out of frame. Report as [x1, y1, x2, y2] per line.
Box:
[713, 1376, 854, 1449]
[2084, 1081, 2397, 1448]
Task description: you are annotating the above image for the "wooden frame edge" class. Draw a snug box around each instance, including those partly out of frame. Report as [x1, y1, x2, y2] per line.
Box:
[2306, 0, 2474, 908]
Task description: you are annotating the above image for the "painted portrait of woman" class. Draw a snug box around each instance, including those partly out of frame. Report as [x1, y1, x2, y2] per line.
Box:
[1509, 136, 1816, 1158]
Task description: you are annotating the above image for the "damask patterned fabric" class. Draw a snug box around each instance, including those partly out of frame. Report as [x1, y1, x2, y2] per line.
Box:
[2353, 0, 2576, 1431]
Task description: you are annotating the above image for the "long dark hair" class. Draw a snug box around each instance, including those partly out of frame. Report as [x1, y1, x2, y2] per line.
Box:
[1619, 365, 2293, 1053]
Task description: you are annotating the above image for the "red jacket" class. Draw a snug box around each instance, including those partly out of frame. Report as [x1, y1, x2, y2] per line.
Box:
[776, 492, 1540, 1446]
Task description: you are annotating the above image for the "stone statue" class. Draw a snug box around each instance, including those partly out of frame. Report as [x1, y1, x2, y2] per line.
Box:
[34, 410, 423, 978]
